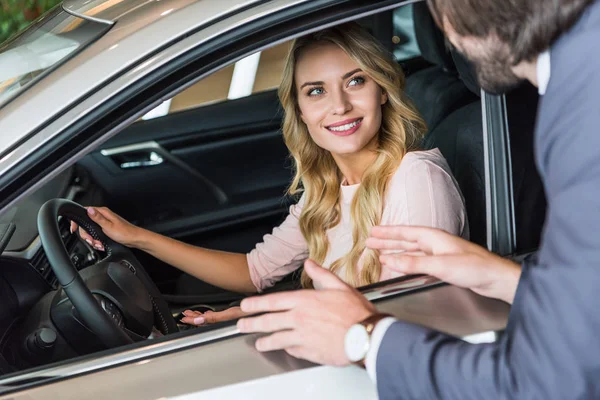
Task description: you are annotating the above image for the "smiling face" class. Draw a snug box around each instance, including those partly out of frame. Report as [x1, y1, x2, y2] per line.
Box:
[294, 42, 387, 158]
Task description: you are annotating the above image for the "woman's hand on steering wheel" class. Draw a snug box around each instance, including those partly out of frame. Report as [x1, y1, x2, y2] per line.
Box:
[70, 206, 141, 251]
[180, 306, 251, 326]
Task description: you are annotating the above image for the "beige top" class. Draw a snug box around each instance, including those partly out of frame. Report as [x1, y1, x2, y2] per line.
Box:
[247, 148, 469, 291]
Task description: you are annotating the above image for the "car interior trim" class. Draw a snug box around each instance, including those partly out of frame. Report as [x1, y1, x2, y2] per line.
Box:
[100, 141, 228, 204]
[3, 184, 83, 259]
[482, 91, 516, 255]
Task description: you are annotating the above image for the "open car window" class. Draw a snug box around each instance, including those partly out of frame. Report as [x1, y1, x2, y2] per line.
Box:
[0, 7, 110, 108]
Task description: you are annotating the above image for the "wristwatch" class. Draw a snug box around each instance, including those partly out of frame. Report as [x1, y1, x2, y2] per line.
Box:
[344, 313, 393, 368]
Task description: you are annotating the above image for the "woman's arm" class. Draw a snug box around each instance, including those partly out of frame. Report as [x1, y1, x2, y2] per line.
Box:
[74, 198, 309, 294]
[134, 229, 256, 293]
[76, 207, 257, 293]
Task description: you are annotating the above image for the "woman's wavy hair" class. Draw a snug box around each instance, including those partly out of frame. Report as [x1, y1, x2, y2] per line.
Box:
[279, 22, 427, 288]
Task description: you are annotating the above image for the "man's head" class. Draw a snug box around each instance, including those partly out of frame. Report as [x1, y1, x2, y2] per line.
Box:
[426, 0, 593, 94]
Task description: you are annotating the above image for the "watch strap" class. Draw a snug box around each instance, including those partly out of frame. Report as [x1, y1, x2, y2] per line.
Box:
[355, 313, 393, 368]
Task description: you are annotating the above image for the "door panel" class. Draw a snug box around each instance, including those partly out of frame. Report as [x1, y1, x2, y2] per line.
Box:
[76, 90, 294, 292]
[78, 89, 291, 230]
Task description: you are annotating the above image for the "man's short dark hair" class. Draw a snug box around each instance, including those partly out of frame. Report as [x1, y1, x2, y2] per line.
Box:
[426, 0, 594, 64]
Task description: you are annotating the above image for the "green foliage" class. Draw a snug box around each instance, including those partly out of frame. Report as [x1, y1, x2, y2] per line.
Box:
[0, 0, 62, 45]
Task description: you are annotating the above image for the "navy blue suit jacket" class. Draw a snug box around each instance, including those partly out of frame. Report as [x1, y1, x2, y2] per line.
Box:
[376, 2, 600, 399]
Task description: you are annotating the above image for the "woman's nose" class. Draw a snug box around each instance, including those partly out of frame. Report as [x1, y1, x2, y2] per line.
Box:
[330, 90, 352, 115]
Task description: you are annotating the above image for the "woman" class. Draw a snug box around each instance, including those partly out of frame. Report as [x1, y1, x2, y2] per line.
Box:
[72, 22, 469, 326]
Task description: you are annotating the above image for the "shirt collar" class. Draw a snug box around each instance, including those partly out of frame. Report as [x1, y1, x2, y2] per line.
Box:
[536, 50, 551, 95]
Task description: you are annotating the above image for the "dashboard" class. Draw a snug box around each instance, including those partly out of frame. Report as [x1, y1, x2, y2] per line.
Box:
[0, 165, 104, 374]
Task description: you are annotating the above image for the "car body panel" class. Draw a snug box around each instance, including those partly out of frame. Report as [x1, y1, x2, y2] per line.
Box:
[62, 0, 191, 24]
[0, 284, 509, 399]
[0, 0, 265, 160]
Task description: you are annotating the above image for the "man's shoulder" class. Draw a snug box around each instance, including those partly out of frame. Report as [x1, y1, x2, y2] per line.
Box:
[551, 1, 600, 65]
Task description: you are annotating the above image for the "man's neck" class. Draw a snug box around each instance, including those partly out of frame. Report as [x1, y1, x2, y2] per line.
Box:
[511, 57, 539, 88]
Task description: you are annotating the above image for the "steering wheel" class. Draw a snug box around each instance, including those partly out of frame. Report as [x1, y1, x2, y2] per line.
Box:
[37, 199, 178, 348]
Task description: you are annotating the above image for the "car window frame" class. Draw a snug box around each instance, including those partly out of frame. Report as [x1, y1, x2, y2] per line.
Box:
[0, 0, 516, 390]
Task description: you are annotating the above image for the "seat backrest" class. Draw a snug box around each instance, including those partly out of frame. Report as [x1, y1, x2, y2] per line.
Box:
[422, 50, 486, 246]
[424, 51, 547, 251]
[424, 101, 486, 246]
[403, 2, 477, 133]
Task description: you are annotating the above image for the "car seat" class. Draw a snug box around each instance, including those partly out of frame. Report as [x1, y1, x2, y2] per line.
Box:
[403, 2, 477, 133]
[421, 51, 487, 246]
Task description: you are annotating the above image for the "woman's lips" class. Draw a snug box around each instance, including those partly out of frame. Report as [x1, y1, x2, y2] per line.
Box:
[326, 118, 363, 136]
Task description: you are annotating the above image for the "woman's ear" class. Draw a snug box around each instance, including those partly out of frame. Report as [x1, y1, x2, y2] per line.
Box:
[381, 91, 388, 105]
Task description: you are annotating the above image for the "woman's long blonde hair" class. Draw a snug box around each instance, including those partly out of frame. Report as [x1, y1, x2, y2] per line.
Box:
[279, 22, 427, 288]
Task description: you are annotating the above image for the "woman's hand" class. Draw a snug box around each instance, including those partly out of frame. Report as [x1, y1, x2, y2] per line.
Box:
[180, 306, 250, 326]
[69, 206, 143, 251]
[366, 226, 522, 304]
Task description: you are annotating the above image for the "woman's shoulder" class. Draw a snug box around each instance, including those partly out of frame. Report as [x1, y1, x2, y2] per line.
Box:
[390, 148, 453, 183]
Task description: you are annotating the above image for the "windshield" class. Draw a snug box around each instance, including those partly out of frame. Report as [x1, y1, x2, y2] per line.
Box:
[0, 7, 110, 108]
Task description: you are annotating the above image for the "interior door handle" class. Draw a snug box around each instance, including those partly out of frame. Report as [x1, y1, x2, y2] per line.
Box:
[118, 151, 164, 169]
[100, 141, 228, 204]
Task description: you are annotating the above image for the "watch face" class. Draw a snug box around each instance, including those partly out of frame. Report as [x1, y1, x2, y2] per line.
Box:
[344, 324, 370, 362]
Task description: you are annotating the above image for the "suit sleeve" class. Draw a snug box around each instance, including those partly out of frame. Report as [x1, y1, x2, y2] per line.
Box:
[374, 22, 600, 400]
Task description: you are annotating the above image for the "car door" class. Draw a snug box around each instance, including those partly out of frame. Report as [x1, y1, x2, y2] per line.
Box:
[75, 42, 298, 294]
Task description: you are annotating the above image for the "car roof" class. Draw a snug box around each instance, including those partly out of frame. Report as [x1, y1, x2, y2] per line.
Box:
[62, 0, 199, 25]
[0, 0, 266, 160]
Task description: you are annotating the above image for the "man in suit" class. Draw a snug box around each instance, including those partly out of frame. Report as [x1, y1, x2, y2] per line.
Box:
[237, 0, 600, 398]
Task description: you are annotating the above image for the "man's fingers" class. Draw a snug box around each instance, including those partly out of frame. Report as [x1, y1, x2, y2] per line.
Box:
[304, 259, 349, 291]
[370, 225, 440, 242]
[255, 331, 299, 352]
[365, 237, 421, 252]
[379, 253, 453, 278]
[240, 291, 310, 314]
[237, 311, 294, 333]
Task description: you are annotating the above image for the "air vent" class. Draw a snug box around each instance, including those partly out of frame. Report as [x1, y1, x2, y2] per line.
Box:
[31, 217, 80, 288]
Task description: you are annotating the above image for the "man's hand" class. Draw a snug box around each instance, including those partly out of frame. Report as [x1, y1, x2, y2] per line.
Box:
[366, 226, 521, 304]
[237, 260, 376, 366]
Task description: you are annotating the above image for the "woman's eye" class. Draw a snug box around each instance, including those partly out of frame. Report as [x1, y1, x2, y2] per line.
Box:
[348, 76, 365, 87]
[308, 87, 325, 96]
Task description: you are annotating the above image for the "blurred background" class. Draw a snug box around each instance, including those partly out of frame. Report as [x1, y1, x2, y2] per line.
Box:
[1, 0, 61, 44]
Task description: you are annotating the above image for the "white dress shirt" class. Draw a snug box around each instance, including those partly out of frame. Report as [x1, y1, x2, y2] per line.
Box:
[536, 50, 551, 95]
[364, 49, 553, 385]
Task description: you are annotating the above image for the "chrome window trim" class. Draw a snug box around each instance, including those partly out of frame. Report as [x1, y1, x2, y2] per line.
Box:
[61, 3, 115, 25]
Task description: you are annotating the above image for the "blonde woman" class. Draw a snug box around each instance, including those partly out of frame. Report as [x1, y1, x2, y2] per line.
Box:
[72, 22, 468, 325]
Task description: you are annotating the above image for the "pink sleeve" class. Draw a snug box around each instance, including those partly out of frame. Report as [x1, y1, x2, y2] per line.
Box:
[246, 195, 309, 292]
[395, 158, 469, 239]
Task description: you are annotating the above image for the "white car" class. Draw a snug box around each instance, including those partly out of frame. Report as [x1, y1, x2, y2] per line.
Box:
[0, 0, 544, 398]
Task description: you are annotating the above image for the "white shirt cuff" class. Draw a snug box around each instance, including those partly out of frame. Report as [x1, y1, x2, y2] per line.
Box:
[365, 317, 397, 384]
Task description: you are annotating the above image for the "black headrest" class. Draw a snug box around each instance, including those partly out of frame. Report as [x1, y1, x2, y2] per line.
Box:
[413, 2, 454, 70]
[451, 50, 481, 96]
